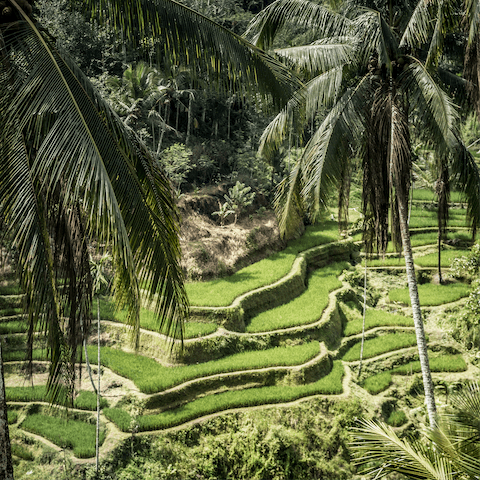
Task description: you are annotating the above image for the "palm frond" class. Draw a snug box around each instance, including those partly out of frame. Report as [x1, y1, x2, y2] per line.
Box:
[275, 161, 305, 239]
[352, 419, 452, 480]
[448, 135, 480, 237]
[400, 58, 458, 153]
[244, 0, 350, 50]
[258, 66, 345, 162]
[274, 37, 354, 74]
[83, 0, 299, 108]
[300, 75, 369, 221]
[1, 5, 189, 397]
[465, 0, 480, 46]
[400, 0, 435, 48]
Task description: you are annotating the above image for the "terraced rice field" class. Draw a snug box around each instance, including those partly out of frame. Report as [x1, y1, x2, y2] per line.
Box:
[1, 196, 475, 460]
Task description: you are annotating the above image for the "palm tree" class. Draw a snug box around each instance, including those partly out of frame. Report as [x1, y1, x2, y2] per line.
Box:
[351, 382, 480, 479]
[0, 1, 298, 478]
[246, 0, 480, 427]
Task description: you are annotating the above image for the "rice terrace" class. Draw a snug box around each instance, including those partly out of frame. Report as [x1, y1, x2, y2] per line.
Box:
[2, 0, 480, 478]
[2, 188, 480, 478]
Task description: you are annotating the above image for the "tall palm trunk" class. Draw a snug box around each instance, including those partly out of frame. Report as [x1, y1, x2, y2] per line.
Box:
[390, 94, 436, 426]
[0, 341, 14, 480]
[96, 298, 101, 473]
[397, 180, 437, 426]
[357, 255, 368, 379]
[186, 93, 193, 146]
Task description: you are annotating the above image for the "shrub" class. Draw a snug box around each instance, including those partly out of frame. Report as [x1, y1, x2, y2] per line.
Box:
[387, 409, 407, 427]
[11, 444, 34, 461]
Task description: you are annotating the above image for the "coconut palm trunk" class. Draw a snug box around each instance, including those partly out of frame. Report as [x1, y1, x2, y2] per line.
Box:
[390, 95, 437, 426]
[0, 342, 13, 480]
[397, 178, 437, 426]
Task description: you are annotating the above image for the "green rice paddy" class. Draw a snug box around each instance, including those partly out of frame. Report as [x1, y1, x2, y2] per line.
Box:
[389, 282, 470, 306]
[186, 222, 340, 307]
[104, 361, 345, 432]
[246, 262, 348, 333]
[85, 342, 321, 394]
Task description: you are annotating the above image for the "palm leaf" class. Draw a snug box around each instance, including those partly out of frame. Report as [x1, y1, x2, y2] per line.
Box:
[352, 419, 452, 480]
[1, 6, 189, 399]
[400, 58, 458, 153]
[274, 37, 354, 74]
[300, 75, 369, 220]
[400, 0, 435, 48]
[244, 0, 350, 50]
[82, 0, 299, 108]
[258, 66, 345, 162]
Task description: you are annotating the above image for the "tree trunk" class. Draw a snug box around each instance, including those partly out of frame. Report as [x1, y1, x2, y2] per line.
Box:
[437, 230, 443, 284]
[397, 192, 437, 426]
[357, 256, 367, 379]
[0, 340, 14, 480]
[96, 298, 101, 473]
[186, 94, 193, 147]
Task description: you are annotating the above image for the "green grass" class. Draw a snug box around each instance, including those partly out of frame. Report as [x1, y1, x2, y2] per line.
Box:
[98, 297, 217, 338]
[389, 282, 470, 306]
[362, 371, 392, 395]
[186, 222, 340, 307]
[363, 256, 405, 267]
[20, 413, 105, 458]
[11, 444, 34, 461]
[342, 333, 419, 362]
[344, 310, 414, 336]
[0, 320, 27, 334]
[5, 386, 108, 410]
[387, 410, 407, 427]
[412, 189, 465, 203]
[246, 262, 348, 333]
[413, 249, 469, 267]
[2, 349, 47, 362]
[392, 355, 467, 374]
[409, 209, 467, 229]
[86, 342, 321, 394]
[0, 284, 22, 295]
[104, 361, 345, 432]
[0, 307, 23, 317]
[362, 355, 466, 394]
[7, 410, 19, 424]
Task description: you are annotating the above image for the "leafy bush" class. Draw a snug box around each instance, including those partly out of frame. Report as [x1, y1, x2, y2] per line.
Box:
[7, 410, 19, 425]
[387, 409, 407, 427]
[11, 444, 34, 461]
